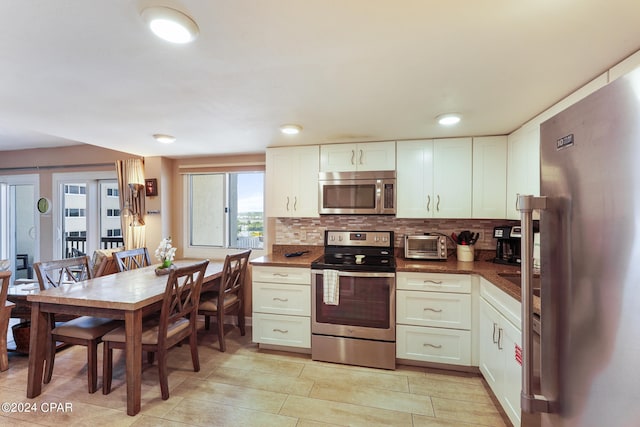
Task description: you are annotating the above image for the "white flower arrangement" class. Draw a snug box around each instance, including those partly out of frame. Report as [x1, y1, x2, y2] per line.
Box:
[155, 237, 177, 268]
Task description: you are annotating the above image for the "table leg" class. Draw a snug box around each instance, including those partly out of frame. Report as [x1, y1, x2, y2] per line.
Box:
[26, 302, 48, 398]
[124, 310, 142, 416]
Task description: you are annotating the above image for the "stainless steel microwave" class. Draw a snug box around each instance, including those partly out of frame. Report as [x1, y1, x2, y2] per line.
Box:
[318, 171, 396, 215]
[404, 234, 448, 260]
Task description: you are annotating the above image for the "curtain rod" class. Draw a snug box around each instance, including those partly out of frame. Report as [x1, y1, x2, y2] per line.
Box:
[0, 162, 115, 172]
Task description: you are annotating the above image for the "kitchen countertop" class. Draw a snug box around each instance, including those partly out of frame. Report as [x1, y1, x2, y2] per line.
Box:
[251, 246, 540, 315]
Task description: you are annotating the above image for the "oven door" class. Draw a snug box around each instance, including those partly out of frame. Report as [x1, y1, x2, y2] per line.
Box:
[311, 269, 395, 341]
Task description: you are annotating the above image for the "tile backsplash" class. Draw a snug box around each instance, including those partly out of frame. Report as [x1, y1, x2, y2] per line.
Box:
[275, 216, 519, 251]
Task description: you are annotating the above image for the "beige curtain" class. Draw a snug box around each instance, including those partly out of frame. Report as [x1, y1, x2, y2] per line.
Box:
[115, 159, 146, 250]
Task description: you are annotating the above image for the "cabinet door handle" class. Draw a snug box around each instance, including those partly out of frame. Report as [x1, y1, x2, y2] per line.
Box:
[351, 149, 355, 165]
[423, 307, 443, 313]
[423, 343, 442, 349]
[426, 195, 431, 212]
[273, 328, 289, 334]
[497, 328, 503, 350]
[492, 323, 498, 344]
[359, 149, 363, 165]
[293, 196, 297, 211]
[424, 280, 443, 285]
[286, 196, 290, 212]
[273, 273, 289, 277]
[436, 194, 441, 212]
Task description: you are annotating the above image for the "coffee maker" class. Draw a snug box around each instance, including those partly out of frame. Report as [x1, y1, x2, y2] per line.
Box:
[493, 225, 521, 265]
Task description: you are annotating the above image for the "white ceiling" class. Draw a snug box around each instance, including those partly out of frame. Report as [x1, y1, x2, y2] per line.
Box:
[1, 0, 639, 158]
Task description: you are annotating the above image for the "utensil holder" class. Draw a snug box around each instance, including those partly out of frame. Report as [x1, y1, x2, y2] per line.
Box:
[456, 244, 474, 262]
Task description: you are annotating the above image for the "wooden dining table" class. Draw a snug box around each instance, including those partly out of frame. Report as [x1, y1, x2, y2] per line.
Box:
[26, 259, 224, 416]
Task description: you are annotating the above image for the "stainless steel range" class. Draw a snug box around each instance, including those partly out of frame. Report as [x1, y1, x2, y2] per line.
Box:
[310, 230, 396, 370]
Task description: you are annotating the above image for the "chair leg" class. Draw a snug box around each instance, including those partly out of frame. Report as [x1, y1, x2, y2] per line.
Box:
[217, 312, 226, 352]
[238, 303, 246, 336]
[87, 341, 98, 393]
[147, 351, 155, 365]
[0, 311, 10, 372]
[190, 331, 200, 372]
[157, 350, 169, 400]
[44, 335, 56, 384]
[102, 343, 113, 395]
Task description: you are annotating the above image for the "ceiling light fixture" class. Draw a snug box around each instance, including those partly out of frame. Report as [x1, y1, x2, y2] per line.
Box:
[437, 113, 462, 126]
[141, 7, 199, 44]
[280, 124, 302, 135]
[153, 133, 176, 144]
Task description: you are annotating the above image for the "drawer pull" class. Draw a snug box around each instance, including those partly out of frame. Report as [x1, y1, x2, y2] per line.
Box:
[273, 297, 289, 302]
[273, 273, 289, 277]
[273, 328, 289, 334]
[423, 307, 443, 313]
[423, 343, 442, 349]
[424, 280, 443, 284]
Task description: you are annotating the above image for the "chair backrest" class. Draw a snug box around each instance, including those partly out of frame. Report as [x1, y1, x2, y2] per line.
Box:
[33, 256, 91, 290]
[0, 270, 10, 305]
[113, 247, 152, 272]
[158, 260, 209, 345]
[218, 250, 251, 309]
[94, 256, 118, 277]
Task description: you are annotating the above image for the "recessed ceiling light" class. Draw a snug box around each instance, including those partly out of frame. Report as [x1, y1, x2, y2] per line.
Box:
[280, 124, 302, 135]
[437, 113, 462, 126]
[141, 7, 199, 44]
[153, 133, 176, 144]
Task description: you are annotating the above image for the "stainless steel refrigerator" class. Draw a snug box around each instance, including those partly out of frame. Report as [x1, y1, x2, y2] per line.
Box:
[519, 66, 640, 426]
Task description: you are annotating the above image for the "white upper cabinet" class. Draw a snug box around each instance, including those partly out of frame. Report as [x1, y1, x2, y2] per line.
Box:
[506, 124, 540, 219]
[472, 136, 507, 218]
[320, 141, 396, 172]
[266, 145, 319, 218]
[397, 138, 472, 218]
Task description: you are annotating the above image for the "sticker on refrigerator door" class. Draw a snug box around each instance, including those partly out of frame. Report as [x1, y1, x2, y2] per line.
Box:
[557, 134, 574, 150]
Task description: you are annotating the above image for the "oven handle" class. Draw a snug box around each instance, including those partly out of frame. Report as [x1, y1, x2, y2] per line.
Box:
[311, 269, 395, 278]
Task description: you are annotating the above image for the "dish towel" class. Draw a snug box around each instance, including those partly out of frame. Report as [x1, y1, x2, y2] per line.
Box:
[323, 269, 340, 305]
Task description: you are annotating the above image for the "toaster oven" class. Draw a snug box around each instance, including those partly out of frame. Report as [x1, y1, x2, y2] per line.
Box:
[404, 234, 448, 260]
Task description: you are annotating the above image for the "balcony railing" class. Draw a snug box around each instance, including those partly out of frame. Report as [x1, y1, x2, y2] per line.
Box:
[64, 236, 124, 258]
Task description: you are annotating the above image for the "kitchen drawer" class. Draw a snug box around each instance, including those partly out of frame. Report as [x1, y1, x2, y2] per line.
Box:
[253, 282, 311, 316]
[252, 266, 311, 285]
[397, 290, 471, 330]
[397, 272, 471, 293]
[252, 313, 311, 348]
[396, 324, 471, 365]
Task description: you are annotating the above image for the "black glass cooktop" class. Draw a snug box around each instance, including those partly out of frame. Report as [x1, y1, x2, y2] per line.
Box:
[311, 253, 396, 272]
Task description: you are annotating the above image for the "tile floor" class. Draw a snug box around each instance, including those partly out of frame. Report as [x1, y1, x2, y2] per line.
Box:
[1, 321, 510, 426]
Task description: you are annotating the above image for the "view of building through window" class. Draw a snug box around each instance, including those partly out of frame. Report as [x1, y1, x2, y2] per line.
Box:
[62, 180, 123, 257]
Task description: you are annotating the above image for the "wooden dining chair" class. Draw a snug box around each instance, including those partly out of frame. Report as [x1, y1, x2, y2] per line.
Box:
[33, 256, 120, 393]
[0, 270, 15, 372]
[102, 260, 209, 400]
[198, 249, 251, 352]
[113, 247, 152, 272]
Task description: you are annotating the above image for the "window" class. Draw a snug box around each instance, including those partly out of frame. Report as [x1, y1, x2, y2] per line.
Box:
[106, 208, 120, 217]
[65, 208, 86, 217]
[64, 184, 86, 195]
[106, 188, 119, 197]
[106, 228, 122, 237]
[188, 172, 264, 249]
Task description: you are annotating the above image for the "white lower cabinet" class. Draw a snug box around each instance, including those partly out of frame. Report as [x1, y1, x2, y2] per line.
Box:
[396, 272, 473, 366]
[479, 279, 522, 427]
[252, 266, 311, 350]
